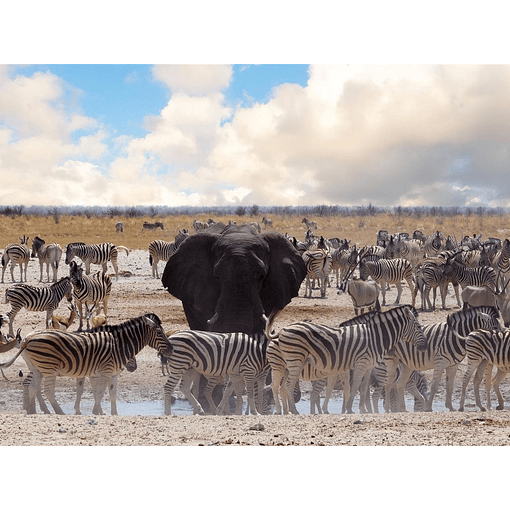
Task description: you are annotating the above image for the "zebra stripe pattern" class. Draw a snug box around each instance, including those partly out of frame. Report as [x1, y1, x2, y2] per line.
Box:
[148, 229, 189, 278]
[458, 328, 510, 412]
[442, 253, 497, 291]
[65, 242, 129, 280]
[69, 260, 112, 331]
[163, 330, 270, 415]
[1, 236, 31, 283]
[302, 236, 332, 298]
[359, 257, 415, 307]
[0, 313, 171, 415]
[384, 305, 502, 412]
[269, 305, 427, 414]
[5, 277, 73, 336]
[31, 236, 63, 282]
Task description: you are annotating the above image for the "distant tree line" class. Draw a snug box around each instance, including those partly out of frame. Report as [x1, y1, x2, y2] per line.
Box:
[0, 203, 507, 220]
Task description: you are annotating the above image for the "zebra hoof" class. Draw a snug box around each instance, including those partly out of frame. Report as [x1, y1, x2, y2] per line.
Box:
[497, 405, 505, 410]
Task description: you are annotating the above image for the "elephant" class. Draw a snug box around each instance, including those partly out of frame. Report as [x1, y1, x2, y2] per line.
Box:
[161, 222, 307, 335]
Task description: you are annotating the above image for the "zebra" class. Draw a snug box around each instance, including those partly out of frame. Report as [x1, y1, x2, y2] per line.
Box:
[148, 229, 189, 278]
[496, 238, 510, 289]
[384, 306, 502, 412]
[302, 217, 318, 230]
[267, 305, 427, 414]
[192, 220, 208, 232]
[1, 236, 31, 283]
[394, 234, 424, 273]
[162, 330, 270, 415]
[359, 257, 416, 307]
[442, 252, 497, 291]
[69, 260, 112, 331]
[142, 221, 164, 231]
[458, 328, 510, 412]
[64, 242, 129, 281]
[330, 242, 356, 287]
[115, 222, 124, 233]
[424, 231, 444, 258]
[0, 313, 171, 415]
[302, 236, 332, 298]
[261, 217, 273, 229]
[31, 236, 63, 282]
[4, 277, 73, 336]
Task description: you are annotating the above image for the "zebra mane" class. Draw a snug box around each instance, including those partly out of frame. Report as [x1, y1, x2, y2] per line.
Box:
[68, 242, 86, 248]
[446, 305, 500, 326]
[89, 313, 162, 333]
[339, 305, 418, 328]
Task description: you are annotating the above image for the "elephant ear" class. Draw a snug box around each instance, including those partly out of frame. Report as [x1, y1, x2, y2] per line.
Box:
[161, 233, 220, 320]
[259, 232, 307, 313]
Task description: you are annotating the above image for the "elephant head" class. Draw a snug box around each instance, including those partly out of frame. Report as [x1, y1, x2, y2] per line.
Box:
[161, 223, 306, 335]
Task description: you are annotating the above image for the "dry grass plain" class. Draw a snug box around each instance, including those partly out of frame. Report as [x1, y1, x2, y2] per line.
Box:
[1, 211, 510, 446]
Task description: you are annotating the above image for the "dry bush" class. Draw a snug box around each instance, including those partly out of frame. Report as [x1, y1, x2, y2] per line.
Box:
[0, 212, 509, 252]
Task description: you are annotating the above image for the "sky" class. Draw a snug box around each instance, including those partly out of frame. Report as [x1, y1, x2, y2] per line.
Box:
[3, 63, 510, 209]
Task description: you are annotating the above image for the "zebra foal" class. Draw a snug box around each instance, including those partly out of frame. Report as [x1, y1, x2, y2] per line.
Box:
[4, 277, 73, 336]
[65, 242, 129, 281]
[267, 305, 427, 414]
[31, 236, 63, 282]
[0, 313, 171, 415]
[69, 261, 112, 331]
[163, 330, 270, 415]
[1, 236, 31, 283]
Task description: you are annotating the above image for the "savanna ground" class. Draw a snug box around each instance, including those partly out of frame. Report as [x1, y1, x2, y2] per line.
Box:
[1, 211, 510, 446]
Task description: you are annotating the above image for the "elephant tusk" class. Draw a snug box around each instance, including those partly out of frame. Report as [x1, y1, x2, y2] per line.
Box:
[207, 312, 219, 325]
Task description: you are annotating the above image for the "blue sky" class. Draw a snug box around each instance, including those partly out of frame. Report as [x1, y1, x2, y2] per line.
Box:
[2, 63, 510, 209]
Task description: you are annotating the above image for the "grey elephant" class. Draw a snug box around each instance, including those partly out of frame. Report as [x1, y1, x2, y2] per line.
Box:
[161, 222, 306, 335]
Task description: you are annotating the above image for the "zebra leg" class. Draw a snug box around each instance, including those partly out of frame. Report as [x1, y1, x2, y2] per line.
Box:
[358, 373, 372, 413]
[90, 375, 108, 415]
[458, 362, 478, 412]
[425, 363, 448, 412]
[26, 371, 44, 414]
[472, 359, 489, 411]
[322, 375, 339, 414]
[444, 365, 459, 411]
[383, 359, 399, 413]
[393, 364, 413, 412]
[492, 368, 508, 410]
[74, 378, 86, 415]
[310, 379, 325, 414]
[244, 373, 260, 416]
[406, 278, 415, 307]
[345, 367, 369, 413]
[108, 375, 118, 415]
[179, 371, 206, 415]
[203, 377, 221, 415]
[285, 370, 302, 414]
[43, 375, 65, 414]
[271, 368, 285, 414]
[380, 280, 387, 306]
[393, 282, 403, 305]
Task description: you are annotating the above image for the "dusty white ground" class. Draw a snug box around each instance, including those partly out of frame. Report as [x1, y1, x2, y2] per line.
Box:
[1, 249, 510, 445]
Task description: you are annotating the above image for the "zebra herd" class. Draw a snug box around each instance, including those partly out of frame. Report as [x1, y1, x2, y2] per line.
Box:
[3, 226, 510, 417]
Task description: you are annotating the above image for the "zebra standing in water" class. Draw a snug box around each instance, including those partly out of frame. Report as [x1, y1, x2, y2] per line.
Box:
[0, 313, 171, 415]
[162, 330, 270, 415]
[1, 236, 31, 283]
[4, 277, 73, 336]
[64, 242, 129, 281]
[359, 257, 416, 307]
[384, 306, 502, 412]
[267, 305, 427, 414]
[69, 261, 112, 331]
[302, 236, 332, 298]
[148, 229, 189, 278]
[31, 236, 63, 283]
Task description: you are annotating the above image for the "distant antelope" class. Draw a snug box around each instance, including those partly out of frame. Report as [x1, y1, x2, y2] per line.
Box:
[302, 217, 318, 230]
[261, 217, 273, 229]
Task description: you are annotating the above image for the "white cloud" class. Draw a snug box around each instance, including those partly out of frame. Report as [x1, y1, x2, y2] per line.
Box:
[152, 64, 233, 96]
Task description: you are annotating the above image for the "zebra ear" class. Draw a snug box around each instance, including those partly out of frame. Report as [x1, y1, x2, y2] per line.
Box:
[143, 316, 157, 328]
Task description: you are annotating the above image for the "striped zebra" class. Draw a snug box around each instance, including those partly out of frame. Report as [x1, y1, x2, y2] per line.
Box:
[162, 330, 270, 415]
[442, 252, 497, 291]
[496, 238, 510, 289]
[395, 234, 424, 272]
[4, 277, 73, 336]
[65, 242, 129, 281]
[458, 328, 510, 412]
[142, 221, 164, 231]
[424, 231, 444, 258]
[1, 236, 31, 283]
[359, 257, 415, 307]
[302, 217, 318, 230]
[267, 305, 427, 414]
[384, 306, 502, 412]
[330, 243, 357, 287]
[193, 220, 208, 233]
[69, 260, 112, 331]
[148, 229, 189, 278]
[31, 236, 63, 283]
[302, 236, 332, 298]
[0, 313, 171, 415]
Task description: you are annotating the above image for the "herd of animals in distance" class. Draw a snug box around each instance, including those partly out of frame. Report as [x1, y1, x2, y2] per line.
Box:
[0, 213, 510, 417]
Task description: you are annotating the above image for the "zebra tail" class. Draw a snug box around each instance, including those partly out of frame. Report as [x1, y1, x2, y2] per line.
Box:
[1, 251, 7, 268]
[149, 254, 153, 266]
[265, 309, 282, 339]
[117, 246, 130, 257]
